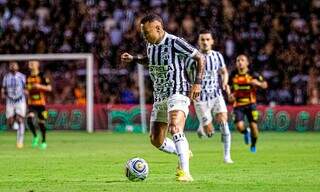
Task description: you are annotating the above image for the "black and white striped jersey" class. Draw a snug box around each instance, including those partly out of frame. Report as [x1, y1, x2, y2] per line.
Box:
[186, 50, 226, 101]
[146, 32, 198, 102]
[2, 72, 26, 103]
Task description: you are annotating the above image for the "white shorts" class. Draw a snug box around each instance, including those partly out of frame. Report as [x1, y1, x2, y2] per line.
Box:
[194, 95, 227, 126]
[6, 101, 27, 118]
[150, 94, 190, 123]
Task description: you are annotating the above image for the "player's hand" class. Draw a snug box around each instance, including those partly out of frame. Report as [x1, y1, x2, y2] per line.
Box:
[250, 79, 261, 87]
[1, 93, 5, 100]
[228, 93, 235, 103]
[222, 84, 230, 95]
[121, 53, 134, 63]
[189, 84, 201, 100]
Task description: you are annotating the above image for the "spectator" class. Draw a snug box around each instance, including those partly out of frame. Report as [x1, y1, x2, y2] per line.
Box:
[0, 0, 319, 104]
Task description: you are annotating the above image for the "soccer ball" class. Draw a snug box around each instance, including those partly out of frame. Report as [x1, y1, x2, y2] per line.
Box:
[125, 157, 149, 181]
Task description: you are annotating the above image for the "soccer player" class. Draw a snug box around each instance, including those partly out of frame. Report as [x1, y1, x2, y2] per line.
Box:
[186, 30, 233, 164]
[228, 54, 268, 153]
[1, 61, 27, 149]
[26, 60, 52, 149]
[121, 14, 205, 182]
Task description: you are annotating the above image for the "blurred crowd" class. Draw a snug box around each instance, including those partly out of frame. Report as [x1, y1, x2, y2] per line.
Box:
[0, 0, 319, 105]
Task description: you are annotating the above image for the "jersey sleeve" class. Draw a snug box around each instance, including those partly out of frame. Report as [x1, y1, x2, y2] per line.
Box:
[185, 57, 195, 69]
[185, 57, 197, 83]
[174, 38, 198, 58]
[217, 52, 226, 69]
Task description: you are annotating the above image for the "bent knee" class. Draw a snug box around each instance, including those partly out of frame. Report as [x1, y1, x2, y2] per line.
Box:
[216, 113, 228, 123]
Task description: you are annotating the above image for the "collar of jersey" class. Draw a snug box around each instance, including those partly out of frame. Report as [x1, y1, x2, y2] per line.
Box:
[152, 32, 168, 46]
[202, 50, 214, 55]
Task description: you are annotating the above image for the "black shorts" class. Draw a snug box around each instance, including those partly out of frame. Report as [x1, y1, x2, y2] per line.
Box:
[28, 105, 47, 120]
[233, 104, 259, 123]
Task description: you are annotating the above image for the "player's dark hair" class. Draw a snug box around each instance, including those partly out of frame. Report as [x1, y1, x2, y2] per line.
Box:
[141, 14, 163, 25]
[238, 54, 251, 64]
[199, 29, 215, 39]
[199, 29, 212, 35]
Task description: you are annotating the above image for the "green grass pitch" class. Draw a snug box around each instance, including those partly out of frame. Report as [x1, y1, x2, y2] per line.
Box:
[0, 131, 319, 192]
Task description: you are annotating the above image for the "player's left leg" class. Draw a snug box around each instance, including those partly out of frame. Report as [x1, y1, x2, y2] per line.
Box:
[247, 104, 259, 153]
[15, 102, 26, 149]
[37, 106, 48, 149]
[168, 94, 192, 182]
[15, 115, 25, 149]
[169, 110, 192, 181]
[214, 96, 233, 163]
[194, 101, 214, 138]
[249, 122, 258, 153]
[215, 112, 233, 163]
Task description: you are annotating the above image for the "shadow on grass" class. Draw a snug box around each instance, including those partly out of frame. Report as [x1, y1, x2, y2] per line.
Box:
[104, 180, 126, 184]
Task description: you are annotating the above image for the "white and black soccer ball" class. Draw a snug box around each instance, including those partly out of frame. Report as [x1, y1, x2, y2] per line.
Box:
[125, 157, 149, 181]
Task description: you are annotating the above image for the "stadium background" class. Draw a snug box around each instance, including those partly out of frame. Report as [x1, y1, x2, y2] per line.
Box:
[0, 0, 319, 131]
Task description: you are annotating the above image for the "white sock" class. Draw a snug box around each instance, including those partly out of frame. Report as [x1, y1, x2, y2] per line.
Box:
[17, 122, 25, 144]
[173, 132, 190, 174]
[197, 125, 206, 136]
[158, 138, 177, 155]
[220, 122, 231, 160]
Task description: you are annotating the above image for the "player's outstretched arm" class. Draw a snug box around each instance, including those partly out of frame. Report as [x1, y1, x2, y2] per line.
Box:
[121, 53, 148, 66]
[189, 52, 205, 100]
[32, 78, 52, 92]
[1, 88, 6, 100]
[33, 84, 52, 92]
[220, 67, 229, 92]
[251, 79, 268, 89]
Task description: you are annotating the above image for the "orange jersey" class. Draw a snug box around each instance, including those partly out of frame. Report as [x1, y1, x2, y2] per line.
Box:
[229, 70, 265, 107]
[27, 73, 50, 106]
[74, 87, 86, 105]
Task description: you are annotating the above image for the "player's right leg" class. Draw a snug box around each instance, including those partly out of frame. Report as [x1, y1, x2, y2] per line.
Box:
[27, 107, 39, 147]
[149, 101, 177, 154]
[6, 102, 15, 129]
[150, 121, 177, 154]
[194, 101, 214, 138]
[234, 106, 250, 145]
[6, 102, 18, 148]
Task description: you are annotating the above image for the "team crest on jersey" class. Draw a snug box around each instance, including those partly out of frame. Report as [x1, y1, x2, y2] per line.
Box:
[161, 52, 169, 60]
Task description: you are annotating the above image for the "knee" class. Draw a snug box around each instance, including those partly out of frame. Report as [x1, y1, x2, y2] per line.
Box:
[236, 122, 245, 132]
[169, 123, 179, 135]
[216, 113, 227, 124]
